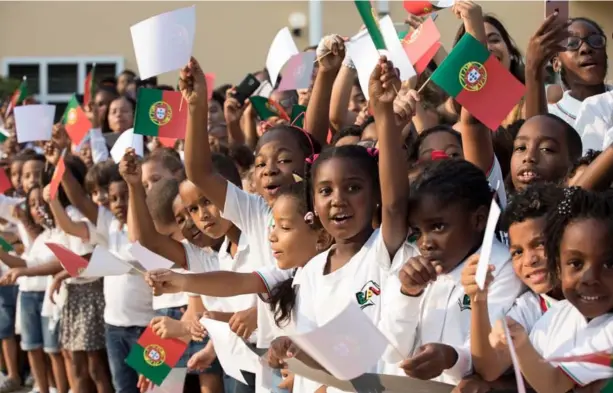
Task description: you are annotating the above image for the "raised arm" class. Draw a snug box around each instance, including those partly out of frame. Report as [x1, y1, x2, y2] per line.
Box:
[181, 57, 230, 211]
[120, 151, 188, 269]
[329, 54, 357, 135]
[0, 249, 26, 268]
[369, 57, 410, 254]
[569, 144, 613, 191]
[306, 35, 345, 145]
[44, 185, 89, 240]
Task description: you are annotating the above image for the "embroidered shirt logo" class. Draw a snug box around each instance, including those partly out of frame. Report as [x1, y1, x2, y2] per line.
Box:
[356, 280, 381, 309]
[143, 344, 165, 367]
[458, 294, 471, 311]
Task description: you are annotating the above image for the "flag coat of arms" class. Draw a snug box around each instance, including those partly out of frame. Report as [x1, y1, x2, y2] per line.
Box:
[134, 89, 187, 139]
[430, 33, 525, 130]
[62, 95, 91, 145]
[125, 326, 187, 386]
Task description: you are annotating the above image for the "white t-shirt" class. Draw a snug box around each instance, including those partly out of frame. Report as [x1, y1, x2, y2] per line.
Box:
[549, 86, 613, 127]
[529, 300, 613, 387]
[182, 241, 220, 311]
[93, 206, 155, 327]
[63, 206, 96, 285]
[379, 240, 524, 385]
[573, 90, 613, 153]
[292, 229, 400, 393]
[18, 227, 69, 292]
[255, 265, 296, 348]
[507, 291, 558, 333]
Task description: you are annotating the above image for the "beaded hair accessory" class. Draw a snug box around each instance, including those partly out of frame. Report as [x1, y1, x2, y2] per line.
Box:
[366, 148, 379, 158]
[558, 186, 579, 217]
[305, 154, 319, 164]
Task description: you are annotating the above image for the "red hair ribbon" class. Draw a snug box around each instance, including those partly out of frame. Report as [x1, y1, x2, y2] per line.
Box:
[430, 150, 449, 160]
[366, 148, 379, 158]
[305, 154, 319, 164]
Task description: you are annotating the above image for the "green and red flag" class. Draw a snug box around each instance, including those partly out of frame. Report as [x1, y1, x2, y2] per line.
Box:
[290, 105, 307, 129]
[134, 88, 187, 140]
[46, 243, 88, 277]
[547, 351, 613, 368]
[125, 326, 187, 386]
[354, 1, 387, 50]
[430, 33, 525, 130]
[400, 18, 441, 74]
[6, 77, 27, 116]
[84, 65, 95, 108]
[0, 168, 11, 194]
[62, 95, 92, 145]
[249, 97, 290, 121]
[0, 237, 13, 253]
[403, 1, 439, 16]
[49, 151, 66, 201]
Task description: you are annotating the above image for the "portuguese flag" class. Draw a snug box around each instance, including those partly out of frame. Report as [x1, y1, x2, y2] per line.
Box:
[125, 326, 187, 386]
[62, 95, 91, 145]
[354, 1, 387, 50]
[430, 33, 525, 130]
[249, 97, 289, 121]
[6, 77, 27, 116]
[134, 88, 187, 140]
[399, 17, 441, 73]
[84, 65, 95, 108]
[403, 1, 440, 16]
[547, 351, 613, 368]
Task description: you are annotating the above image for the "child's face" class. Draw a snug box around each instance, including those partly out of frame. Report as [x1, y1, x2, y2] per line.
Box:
[153, 214, 183, 243]
[208, 101, 224, 127]
[117, 74, 134, 95]
[417, 132, 463, 161]
[312, 157, 375, 242]
[142, 161, 174, 193]
[557, 21, 607, 87]
[509, 217, 551, 294]
[21, 160, 44, 194]
[108, 181, 128, 224]
[254, 133, 308, 205]
[558, 218, 613, 319]
[269, 195, 320, 270]
[78, 143, 93, 168]
[108, 97, 134, 133]
[179, 180, 232, 240]
[91, 186, 109, 208]
[10, 161, 23, 190]
[172, 195, 206, 248]
[409, 197, 487, 273]
[28, 188, 45, 226]
[510, 116, 571, 191]
[94, 90, 115, 121]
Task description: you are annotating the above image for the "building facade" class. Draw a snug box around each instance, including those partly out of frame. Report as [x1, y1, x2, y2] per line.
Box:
[1, 1, 612, 116]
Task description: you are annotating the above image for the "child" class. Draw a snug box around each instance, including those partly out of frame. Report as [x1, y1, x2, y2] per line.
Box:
[140, 147, 183, 193]
[84, 161, 117, 208]
[468, 183, 563, 383]
[493, 187, 613, 393]
[58, 155, 154, 393]
[509, 114, 583, 192]
[385, 158, 523, 385]
[0, 155, 87, 393]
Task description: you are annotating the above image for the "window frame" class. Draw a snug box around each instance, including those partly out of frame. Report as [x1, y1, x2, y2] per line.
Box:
[1, 56, 125, 103]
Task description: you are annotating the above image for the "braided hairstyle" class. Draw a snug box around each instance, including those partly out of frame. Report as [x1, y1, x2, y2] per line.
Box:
[304, 145, 380, 221]
[501, 183, 563, 232]
[268, 182, 322, 327]
[544, 187, 613, 287]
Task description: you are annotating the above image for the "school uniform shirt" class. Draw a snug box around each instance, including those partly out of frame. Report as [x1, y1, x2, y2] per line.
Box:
[573, 91, 613, 153]
[506, 291, 558, 333]
[18, 227, 69, 292]
[487, 157, 507, 209]
[292, 229, 402, 393]
[0, 195, 32, 251]
[182, 241, 220, 311]
[549, 86, 613, 127]
[63, 206, 96, 285]
[379, 240, 524, 385]
[93, 206, 155, 327]
[529, 300, 613, 387]
[221, 182, 278, 347]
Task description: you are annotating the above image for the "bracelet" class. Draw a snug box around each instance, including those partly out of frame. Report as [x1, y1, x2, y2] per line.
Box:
[342, 62, 356, 70]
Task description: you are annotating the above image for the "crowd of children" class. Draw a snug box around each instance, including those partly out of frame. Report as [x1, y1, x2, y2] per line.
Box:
[0, 1, 611, 393]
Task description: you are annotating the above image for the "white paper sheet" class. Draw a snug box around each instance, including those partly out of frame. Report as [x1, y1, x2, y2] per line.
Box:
[476, 199, 501, 290]
[130, 242, 174, 271]
[265, 27, 299, 86]
[289, 301, 389, 381]
[379, 16, 416, 81]
[130, 5, 196, 79]
[502, 320, 527, 393]
[81, 245, 132, 277]
[110, 128, 144, 163]
[346, 31, 380, 99]
[14, 105, 55, 143]
[200, 318, 259, 385]
[254, 81, 273, 99]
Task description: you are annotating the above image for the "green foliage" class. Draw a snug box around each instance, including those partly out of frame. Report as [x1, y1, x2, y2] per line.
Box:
[0, 77, 21, 101]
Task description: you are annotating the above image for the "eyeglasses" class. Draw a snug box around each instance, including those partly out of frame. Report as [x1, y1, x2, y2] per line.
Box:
[564, 34, 606, 51]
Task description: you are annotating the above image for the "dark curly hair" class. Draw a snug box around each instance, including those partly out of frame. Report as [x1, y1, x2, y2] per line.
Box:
[501, 183, 563, 232]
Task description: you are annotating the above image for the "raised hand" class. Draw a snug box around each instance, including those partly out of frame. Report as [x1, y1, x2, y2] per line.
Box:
[369, 56, 400, 107]
[179, 57, 207, 107]
[118, 148, 141, 186]
[460, 254, 495, 303]
[398, 256, 443, 296]
[316, 34, 346, 72]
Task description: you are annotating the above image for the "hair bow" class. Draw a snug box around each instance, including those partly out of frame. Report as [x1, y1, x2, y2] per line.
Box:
[366, 148, 379, 158]
[430, 150, 449, 161]
[305, 154, 319, 165]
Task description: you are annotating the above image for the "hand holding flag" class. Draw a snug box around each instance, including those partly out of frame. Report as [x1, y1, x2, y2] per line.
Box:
[315, 35, 345, 71]
[369, 56, 401, 106]
[178, 57, 206, 107]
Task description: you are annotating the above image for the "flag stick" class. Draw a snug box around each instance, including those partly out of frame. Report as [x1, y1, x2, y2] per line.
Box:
[313, 51, 332, 64]
[417, 75, 432, 94]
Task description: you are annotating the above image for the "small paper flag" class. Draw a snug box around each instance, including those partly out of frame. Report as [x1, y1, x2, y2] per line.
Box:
[49, 152, 66, 201]
[0, 237, 14, 252]
[46, 243, 89, 277]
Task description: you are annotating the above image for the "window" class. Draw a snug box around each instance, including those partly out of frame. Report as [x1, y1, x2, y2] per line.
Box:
[2, 57, 124, 122]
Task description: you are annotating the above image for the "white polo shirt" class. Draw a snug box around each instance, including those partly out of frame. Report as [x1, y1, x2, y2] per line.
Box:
[94, 206, 155, 327]
[573, 90, 613, 153]
[507, 291, 558, 333]
[18, 227, 67, 292]
[529, 300, 613, 387]
[379, 240, 524, 385]
[182, 241, 220, 311]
